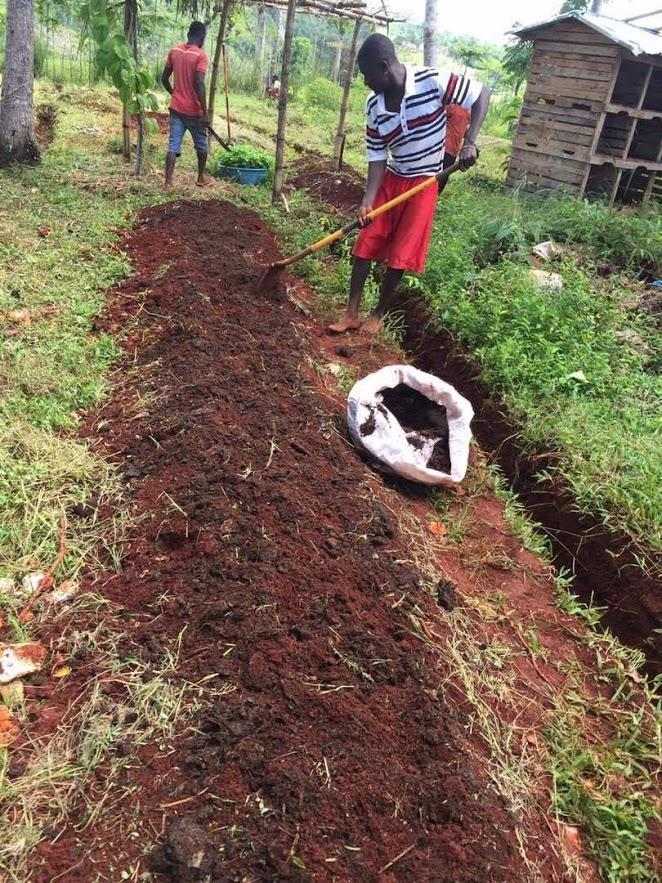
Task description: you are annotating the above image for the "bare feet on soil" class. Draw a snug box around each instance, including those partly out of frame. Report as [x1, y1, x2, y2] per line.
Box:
[327, 313, 361, 333]
[360, 314, 382, 335]
[196, 177, 213, 188]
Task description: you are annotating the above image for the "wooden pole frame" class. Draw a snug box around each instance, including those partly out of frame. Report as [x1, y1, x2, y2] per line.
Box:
[272, 0, 297, 205]
[209, 0, 232, 131]
[255, 3, 267, 95]
[334, 18, 361, 170]
[222, 42, 232, 142]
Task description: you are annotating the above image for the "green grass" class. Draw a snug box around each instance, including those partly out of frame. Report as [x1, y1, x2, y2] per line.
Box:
[422, 185, 661, 556]
[0, 81, 240, 879]
[0, 82, 172, 589]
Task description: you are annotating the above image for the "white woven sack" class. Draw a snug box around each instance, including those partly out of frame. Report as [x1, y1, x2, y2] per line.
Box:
[347, 365, 474, 486]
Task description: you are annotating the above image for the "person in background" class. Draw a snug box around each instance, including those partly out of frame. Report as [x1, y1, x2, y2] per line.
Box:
[267, 75, 281, 101]
[162, 21, 210, 190]
[328, 34, 490, 334]
[439, 104, 471, 194]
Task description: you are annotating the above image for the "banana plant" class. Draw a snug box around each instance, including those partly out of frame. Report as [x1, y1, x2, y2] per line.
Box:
[79, 0, 158, 174]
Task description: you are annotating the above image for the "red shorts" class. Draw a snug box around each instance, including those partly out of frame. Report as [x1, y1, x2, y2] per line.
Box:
[353, 169, 438, 274]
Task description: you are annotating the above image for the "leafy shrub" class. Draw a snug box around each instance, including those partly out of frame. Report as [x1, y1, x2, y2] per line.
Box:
[213, 145, 274, 170]
[298, 76, 367, 115]
[483, 95, 522, 139]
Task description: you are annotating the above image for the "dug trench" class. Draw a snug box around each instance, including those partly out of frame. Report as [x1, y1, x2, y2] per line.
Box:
[391, 292, 662, 676]
[31, 199, 564, 881]
[281, 154, 661, 674]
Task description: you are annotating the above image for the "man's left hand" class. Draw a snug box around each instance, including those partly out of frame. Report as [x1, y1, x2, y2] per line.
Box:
[459, 142, 478, 170]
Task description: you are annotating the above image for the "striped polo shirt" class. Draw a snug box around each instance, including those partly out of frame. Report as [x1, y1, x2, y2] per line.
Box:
[366, 64, 483, 177]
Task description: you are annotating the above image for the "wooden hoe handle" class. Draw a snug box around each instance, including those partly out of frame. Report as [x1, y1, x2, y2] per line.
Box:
[273, 161, 462, 270]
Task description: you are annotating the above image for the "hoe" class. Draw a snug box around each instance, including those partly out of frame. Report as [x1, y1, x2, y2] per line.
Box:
[256, 159, 463, 296]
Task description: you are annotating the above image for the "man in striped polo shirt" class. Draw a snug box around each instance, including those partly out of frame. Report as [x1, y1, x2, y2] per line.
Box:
[329, 34, 490, 334]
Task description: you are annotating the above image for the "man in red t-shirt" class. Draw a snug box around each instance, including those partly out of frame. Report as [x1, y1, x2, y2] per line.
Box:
[161, 21, 210, 189]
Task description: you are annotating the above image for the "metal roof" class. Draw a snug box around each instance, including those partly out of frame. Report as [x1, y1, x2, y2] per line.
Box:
[512, 11, 662, 57]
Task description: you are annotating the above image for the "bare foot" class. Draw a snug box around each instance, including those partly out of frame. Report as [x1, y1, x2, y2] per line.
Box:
[327, 314, 362, 334]
[196, 177, 213, 188]
[360, 314, 382, 335]
[164, 181, 174, 192]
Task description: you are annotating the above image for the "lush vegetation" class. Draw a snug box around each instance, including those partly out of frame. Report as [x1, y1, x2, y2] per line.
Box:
[214, 144, 274, 170]
[421, 187, 661, 555]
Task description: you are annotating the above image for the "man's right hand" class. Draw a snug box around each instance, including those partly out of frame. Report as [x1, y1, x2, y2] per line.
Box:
[359, 201, 374, 226]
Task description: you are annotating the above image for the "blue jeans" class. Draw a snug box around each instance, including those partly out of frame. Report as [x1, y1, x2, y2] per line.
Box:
[168, 112, 208, 156]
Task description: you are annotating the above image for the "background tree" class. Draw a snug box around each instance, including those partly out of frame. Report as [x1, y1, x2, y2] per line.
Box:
[502, 37, 533, 95]
[453, 41, 484, 74]
[559, 0, 590, 11]
[423, 0, 438, 67]
[0, 0, 40, 165]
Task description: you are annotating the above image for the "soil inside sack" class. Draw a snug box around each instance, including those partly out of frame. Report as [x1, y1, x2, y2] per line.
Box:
[381, 384, 451, 474]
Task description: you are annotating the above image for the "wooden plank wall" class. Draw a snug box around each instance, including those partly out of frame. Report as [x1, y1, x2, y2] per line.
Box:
[506, 20, 619, 193]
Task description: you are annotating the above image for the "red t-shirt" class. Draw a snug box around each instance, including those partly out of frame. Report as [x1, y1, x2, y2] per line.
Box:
[166, 43, 208, 117]
[445, 104, 470, 157]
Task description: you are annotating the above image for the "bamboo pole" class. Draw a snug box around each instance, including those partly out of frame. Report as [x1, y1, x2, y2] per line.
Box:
[222, 42, 232, 142]
[333, 18, 361, 170]
[272, 0, 297, 205]
[255, 4, 267, 95]
[208, 0, 232, 130]
[122, 0, 136, 161]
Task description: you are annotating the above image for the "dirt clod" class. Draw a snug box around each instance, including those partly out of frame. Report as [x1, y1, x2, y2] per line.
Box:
[436, 578, 459, 611]
[148, 817, 222, 882]
[335, 344, 354, 358]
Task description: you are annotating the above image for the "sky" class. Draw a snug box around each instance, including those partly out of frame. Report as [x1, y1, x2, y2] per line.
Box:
[380, 0, 662, 44]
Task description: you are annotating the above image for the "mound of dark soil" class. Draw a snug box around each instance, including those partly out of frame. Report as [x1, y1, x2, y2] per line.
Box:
[34, 199, 540, 881]
[382, 384, 451, 474]
[289, 155, 365, 215]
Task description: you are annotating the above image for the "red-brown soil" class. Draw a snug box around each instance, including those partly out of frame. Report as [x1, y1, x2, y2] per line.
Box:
[289, 156, 365, 215]
[130, 111, 170, 135]
[31, 200, 545, 881]
[34, 104, 57, 148]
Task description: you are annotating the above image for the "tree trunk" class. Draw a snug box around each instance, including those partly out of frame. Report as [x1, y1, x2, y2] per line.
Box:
[334, 20, 361, 170]
[0, 0, 40, 164]
[123, 0, 144, 175]
[331, 43, 342, 83]
[255, 4, 266, 95]
[272, 0, 296, 205]
[222, 42, 231, 143]
[209, 0, 232, 130]
[269, 7, 283, 82]
[423, 0, 439, 68]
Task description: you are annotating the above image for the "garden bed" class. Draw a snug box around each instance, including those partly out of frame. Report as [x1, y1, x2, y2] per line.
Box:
[30, 199, 543, 881]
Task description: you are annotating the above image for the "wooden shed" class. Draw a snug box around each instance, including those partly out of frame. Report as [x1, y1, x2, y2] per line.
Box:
[506, 11, 662, 205]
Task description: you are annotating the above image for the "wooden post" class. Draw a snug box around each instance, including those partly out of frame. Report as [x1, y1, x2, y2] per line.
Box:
[642, 140, 662, 205]
[255, 4, 266, 95]
[334, 19, 361, 171]
[331, 42, 342, 82]
[222, 42, 232, 143]
[272, 0, 297, 206]
[208, 0, 232, 130]
[122, 0, 137, 162]
[269, 7, 283, 82]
